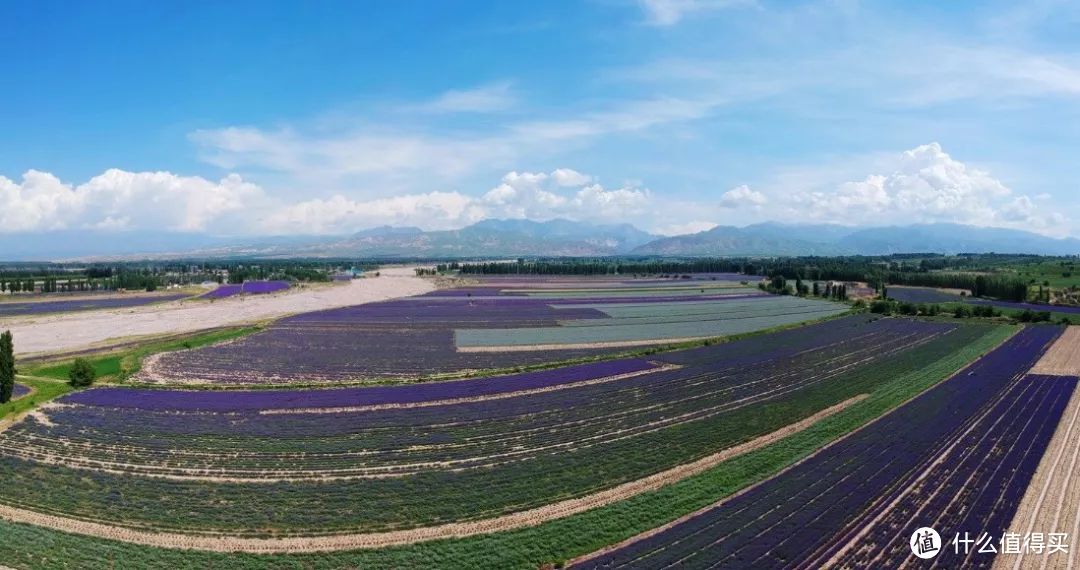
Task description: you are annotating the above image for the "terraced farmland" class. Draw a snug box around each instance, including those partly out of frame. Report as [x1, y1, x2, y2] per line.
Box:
[0, 316, 984, 541]
[573, 325, 1063, 569]
[140, 280, 843, 385]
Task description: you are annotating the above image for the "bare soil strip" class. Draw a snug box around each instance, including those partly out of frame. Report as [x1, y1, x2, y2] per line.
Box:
[994, 376, 1080, 570]
[1030, 327, 1080, 377]
[259, 364, 680, 415]
[457, 336, 719, 352]
[0, 395, 866, 553]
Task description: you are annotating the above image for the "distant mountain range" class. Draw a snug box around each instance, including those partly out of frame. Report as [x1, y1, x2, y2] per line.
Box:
[635, 222, 1080, 257]
[4, 219, 1078, 261]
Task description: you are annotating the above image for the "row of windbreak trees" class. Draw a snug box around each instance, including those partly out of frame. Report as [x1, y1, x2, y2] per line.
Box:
[0, 270, 163, 294]
[0, 261, 352, 294]
[447, 257, 1033, 302]
[449, 259, 758, 276]
[885, 272, 1029, 301]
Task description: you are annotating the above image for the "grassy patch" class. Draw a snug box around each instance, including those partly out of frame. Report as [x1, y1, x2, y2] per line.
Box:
[0, 377, 73, 423]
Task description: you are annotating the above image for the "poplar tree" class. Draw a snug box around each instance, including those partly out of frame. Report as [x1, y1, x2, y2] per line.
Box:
[0, 330, 14, 404]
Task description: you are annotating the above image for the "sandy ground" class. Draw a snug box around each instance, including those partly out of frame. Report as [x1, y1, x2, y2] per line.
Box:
[0, 267, 433, 357]
[0, 395, 864, 553]
[1031, 327, 1080, 377]
[994, 377, 1080, 570]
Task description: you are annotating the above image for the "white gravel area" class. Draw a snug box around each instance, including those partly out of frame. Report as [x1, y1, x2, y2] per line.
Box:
[1, 266, 433, 356]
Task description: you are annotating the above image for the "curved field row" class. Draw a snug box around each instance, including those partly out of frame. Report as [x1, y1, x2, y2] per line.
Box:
[258, 363, 682, 415]
[571, 325, 1062, 569]
[99, 358, 661, 411]
[0, 318, 975, 537]
[0, 321, 945, 482]
[0, 395, 865, 553]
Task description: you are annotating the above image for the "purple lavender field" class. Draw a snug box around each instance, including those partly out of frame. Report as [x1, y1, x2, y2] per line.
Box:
[0, 315, 980, 536]
[10, 384, 30, 400]
[0, 293, 189, 317]
[143, 279, 837, 385]
[574, 325, 1063, 570]
[73, 357, 660, 412]
[970, 298, 1080, 315]
[200, 280, 290, 299]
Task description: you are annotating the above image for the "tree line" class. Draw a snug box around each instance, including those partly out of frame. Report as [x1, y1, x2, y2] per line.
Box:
[446, 256, 1032, 302]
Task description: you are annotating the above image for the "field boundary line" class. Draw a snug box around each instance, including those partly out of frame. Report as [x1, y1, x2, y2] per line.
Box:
[258, 363, 681, 415]
[0, 395, 866, 553]
[458, 336, 727, 352]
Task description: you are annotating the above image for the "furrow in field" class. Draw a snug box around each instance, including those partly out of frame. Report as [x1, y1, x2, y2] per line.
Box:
[2, 329, 936, 481]
[568, 325, 1057, 569]
[0, 396, 866, 553]
[995, 374, 1080, 570]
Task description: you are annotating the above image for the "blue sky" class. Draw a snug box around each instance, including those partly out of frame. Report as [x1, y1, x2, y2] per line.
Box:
[2, 0, 1079, 237]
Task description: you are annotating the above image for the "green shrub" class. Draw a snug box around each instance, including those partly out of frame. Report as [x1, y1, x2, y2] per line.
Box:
[68, 358, 97, 387]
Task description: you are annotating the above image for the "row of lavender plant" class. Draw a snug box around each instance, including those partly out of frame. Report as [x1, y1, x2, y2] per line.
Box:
[574, 325, 1062, 570]
[16, 317, 954, 479]
[0, 325, 969, 535]
[146, 286, 828, 384]
[827, 373, 1076, 569]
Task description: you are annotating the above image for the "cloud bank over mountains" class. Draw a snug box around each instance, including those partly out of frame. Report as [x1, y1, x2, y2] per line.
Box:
[0, 143, 1068, 238]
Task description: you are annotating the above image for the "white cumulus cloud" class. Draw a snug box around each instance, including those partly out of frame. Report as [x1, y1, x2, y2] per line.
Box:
[718, 184, 767, 208]
[0, 169, 263, 233]
[639, 0, 756, 26]
[551, 168, 593, 187]
[788, 142, 1069, 235]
